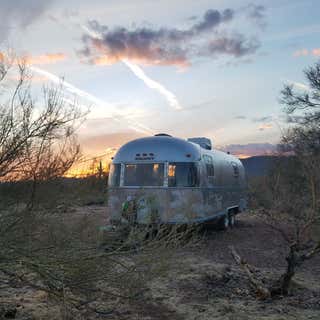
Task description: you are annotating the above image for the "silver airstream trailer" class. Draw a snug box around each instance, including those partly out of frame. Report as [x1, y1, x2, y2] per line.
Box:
[107, 134, 247, 228]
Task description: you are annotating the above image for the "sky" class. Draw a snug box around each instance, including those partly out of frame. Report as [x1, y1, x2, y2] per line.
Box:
[0, 0, 319, 159]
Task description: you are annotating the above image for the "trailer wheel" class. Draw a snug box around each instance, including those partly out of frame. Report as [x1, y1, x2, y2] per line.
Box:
[228, 212, 235, 228]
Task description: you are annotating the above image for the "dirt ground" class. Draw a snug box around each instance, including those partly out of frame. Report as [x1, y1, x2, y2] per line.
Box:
[1, 207, 320, 320]
[147, 213, 320, 320]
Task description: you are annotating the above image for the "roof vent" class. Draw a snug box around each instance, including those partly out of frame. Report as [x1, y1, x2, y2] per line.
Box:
[188, 137, 212, 150]
[154, 133, 172, 137]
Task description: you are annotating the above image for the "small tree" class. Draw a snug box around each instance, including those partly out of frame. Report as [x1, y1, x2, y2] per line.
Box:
[0, 51, 85, 234]
[232, 60, 320, 298]
[0, 53, 83, 183]
[0, 52, 189, 318]
[264, 61, 320, 296]
[264, 128, 320, 296]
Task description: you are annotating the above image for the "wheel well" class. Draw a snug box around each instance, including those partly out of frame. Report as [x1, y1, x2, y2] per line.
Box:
[228, 207, 239, 215]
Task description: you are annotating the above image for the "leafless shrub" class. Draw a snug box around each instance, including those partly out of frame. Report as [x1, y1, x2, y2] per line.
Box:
[232, 60, 320, 299]
[0, 52, 83, 184]
[1, 206, 201, 318]
[0, 50, 203, 317]
[281, 60, 320, 124]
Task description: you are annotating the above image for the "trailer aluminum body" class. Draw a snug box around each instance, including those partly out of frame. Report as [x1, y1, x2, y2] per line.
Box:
[107, 135, 247, 226]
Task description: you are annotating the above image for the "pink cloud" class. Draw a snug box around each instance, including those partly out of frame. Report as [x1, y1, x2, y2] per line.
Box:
[312, 48, 320, 56]
[293, 48, 320, 57]
[219, 143, 277, 158]
[293, 49, 309, 57]
[258, 123, 273, 131]
[25, 53, 67, 65]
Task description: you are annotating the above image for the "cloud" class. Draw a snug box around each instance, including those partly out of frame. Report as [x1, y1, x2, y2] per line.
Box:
[291, 81, 309, 91]
[252, 116, 273, 122]
[224, 57, 254, 67]
[204, 35, 260, 58]
[48, 8, 79, 28]
[187, 15, 198, 21]
[258, 123, 273, 131]
[80, 7, 263, 67]
[312, 48, 320, 56]
[234, 116, 247, 120]
[0, 51, 66, 66]
[284, 79, 310, 91]
[234, 115, 247, 120]
[293, 48, 320, 57]
[192, 9, 234, 33]
[25, 53, 67, 65]
[0, 0, 54, 42]
[244, 4, 267, 29]
[81, 26, 183, 110]
[219, 143, 277, 158]
[293, 49, 309, 57]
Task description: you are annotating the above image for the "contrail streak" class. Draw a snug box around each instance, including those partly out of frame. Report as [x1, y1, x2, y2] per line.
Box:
[80, 24, 183, 111]
[30, 66, 107, 106]
[122, 59, 183, 110]
[30, 66, 154, 135]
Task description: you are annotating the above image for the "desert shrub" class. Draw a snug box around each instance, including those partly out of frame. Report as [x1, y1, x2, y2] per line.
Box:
[1, 204, 201, 318]
[232, 60, 320, 299]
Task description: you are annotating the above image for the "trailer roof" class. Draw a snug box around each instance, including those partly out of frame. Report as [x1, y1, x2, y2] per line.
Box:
[113, 136, 201, 163]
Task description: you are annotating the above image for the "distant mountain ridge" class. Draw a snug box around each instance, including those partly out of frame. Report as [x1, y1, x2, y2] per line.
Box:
[240, 155, 278, 177]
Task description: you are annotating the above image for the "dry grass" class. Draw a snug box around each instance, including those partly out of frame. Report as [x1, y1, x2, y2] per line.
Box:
[0, 180, 201, 319]
[1, 178, 320, 319]
[1, 205, 320, 319]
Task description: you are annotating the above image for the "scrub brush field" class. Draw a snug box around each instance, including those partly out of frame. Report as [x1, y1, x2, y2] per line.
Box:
[1, 196, 319, 320]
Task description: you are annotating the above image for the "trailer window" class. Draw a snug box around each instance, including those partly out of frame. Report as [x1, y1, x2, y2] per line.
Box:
[108, 164, 121, 187]
[124, 163, 164, 187]
[168, 163, 199, 187]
